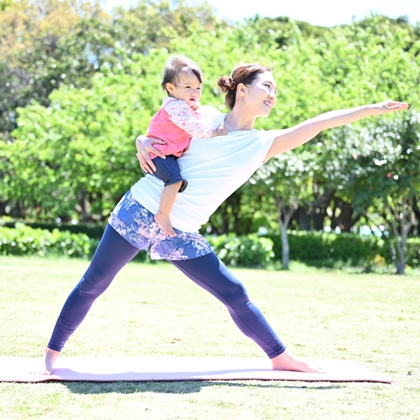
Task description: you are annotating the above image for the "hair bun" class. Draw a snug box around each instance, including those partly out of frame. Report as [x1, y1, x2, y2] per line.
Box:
[217, 75, 237, 93]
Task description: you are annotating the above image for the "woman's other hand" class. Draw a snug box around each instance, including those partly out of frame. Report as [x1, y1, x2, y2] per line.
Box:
[135, 135, 166, 174]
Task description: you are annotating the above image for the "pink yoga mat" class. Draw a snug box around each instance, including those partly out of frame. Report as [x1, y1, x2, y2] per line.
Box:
[0, 357, 393, 383]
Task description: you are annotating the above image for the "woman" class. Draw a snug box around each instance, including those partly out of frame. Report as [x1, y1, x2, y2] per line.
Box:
[43, 62, 408, 374]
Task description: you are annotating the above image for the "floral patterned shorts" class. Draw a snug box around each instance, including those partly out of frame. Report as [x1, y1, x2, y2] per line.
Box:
[108, 190, 213, 261]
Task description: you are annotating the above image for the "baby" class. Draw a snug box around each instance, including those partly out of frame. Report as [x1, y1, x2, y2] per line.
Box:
[145, 55, 227, 236]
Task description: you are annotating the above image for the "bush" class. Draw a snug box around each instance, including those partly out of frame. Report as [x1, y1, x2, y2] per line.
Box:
[0, 223, 97, 258]
[206, 234, 275, 268]
[264, 231, 419, 268]
[404, 238, 420, 267]
[0, 223, 418, 269]
[2, 221, 106, 239]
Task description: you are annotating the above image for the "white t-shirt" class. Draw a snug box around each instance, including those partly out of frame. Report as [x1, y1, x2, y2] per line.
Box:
[131, 106, 276, 232]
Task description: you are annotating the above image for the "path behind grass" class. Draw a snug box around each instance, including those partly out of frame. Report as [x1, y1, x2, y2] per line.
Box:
[0, 256, 419, 420]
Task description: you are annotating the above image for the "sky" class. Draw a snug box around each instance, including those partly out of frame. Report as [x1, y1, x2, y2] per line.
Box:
[101, 0, 420, 27]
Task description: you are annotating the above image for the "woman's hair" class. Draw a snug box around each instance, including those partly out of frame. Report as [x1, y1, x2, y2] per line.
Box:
[161, 55, 203, 95]
[217, 64, 271, 110]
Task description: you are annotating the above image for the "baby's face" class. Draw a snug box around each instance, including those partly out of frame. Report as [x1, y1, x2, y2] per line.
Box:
[166, 71, 202, 110]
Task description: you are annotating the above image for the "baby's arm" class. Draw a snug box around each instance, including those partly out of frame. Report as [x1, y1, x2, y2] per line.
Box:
[165, 99, 218, 138]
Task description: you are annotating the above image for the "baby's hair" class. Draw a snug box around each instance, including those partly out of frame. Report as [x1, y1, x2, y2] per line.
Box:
[217, 63, 271, 110]
[161, 55, 203, 95]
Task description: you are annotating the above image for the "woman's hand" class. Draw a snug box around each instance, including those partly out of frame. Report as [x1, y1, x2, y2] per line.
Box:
[370, 100, 409, 115]
[135, 135, 166, 174]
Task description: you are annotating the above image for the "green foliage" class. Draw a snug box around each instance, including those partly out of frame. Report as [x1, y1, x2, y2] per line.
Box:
[206, 234, 275, 268]
[0, 223, 96, 258]
[0, 224, 277, 267]
[1, 222, 418, 269]
[243, 15, 328, 49]
[111, 0, 225, 55]
[270, 231, 388, 267]
[342, 111, 420, 213]
[0, 0, 112, 138]
[2, 220, 106, 239]
[265, 231, 420, 268]
[329, 110, 420, 273]
[315, 15, 420, 106]
[1, 2, 419, 271]
[0, 0, 227, 140]
[405, 239, 420, 267]
[5, 52, 165, 220]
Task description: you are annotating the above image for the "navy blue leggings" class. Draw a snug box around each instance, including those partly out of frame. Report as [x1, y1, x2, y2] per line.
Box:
[48, 225, 286, 358]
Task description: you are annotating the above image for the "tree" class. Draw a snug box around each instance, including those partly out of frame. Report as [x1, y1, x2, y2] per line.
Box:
[0, 0, 224, 141]
[4, 52, 165, 221]
[251, 149, 317, 269]
[0, 0, 112, 140]
[2, 10, 420, 245]
[338, 111, 420, 274]
[110, 0, 225, 56]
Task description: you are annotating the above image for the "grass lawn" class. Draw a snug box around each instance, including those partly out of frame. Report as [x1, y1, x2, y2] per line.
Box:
[0, 256, 419, 420]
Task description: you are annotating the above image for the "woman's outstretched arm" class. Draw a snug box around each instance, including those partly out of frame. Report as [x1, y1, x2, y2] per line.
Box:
[264, 100, 409, 160]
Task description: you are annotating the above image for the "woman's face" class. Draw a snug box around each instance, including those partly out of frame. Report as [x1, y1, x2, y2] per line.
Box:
[244, 71, 277, 117]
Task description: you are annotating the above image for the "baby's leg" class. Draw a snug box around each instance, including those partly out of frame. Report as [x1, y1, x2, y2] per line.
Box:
[155, 181, 182, 237]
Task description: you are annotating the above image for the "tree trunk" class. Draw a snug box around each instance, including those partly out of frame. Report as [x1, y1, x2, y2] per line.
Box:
[387, 200, 415, 276]
[277, 199, 297, 270]
[295, 205, 311, 231]
[311, 187, 335, 231]
[280, 221, 290, 270]
[312, 208, 327, 231]
[75, 189, 92, 222]
[390, 218, 407, 275]
[331, 197, 361, 232]
[0, 200, 7, 217]
[17, 199, 26, 219]
[413, 200, 420, 237]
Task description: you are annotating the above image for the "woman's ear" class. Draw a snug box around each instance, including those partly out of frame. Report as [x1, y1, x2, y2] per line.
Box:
[237, 83, 247, 96]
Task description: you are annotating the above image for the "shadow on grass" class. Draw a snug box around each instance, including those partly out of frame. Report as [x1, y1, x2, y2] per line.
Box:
[63, 380, 345, 395]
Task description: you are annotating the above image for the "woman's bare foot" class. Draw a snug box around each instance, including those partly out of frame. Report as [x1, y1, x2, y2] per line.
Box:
[271, 350, 326, 373]
[155, 212, 176, 237]
[43, 348, 60, 375]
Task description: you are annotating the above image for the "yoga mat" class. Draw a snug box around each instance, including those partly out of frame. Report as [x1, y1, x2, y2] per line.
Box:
[0, 357, 393, 383]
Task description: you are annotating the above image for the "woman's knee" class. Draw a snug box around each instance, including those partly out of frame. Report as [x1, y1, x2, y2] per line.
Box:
[221, 281, 249, 307]
[76, 270, 113, 297]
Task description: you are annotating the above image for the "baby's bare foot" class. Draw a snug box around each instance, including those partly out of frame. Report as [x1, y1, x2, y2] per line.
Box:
[155, 212, 176, 237]
[43, 348, 60, 375]
[271, 350, 325, 373]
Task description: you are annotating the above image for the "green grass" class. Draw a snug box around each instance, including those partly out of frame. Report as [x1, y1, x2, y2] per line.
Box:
[0, 256, 419, 420]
